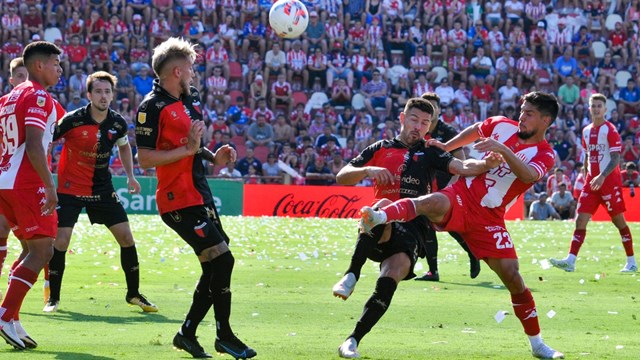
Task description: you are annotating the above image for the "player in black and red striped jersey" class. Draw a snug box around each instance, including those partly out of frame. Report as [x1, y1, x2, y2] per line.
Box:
[43, 71, 157, 314]
[332, 98, 501, 359]
[135, 37, 255, 359]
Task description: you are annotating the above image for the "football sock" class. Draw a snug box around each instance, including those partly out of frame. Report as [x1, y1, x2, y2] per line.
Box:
[568, 229, 586, 257]
[8, 258, 20, 282]
[209, 251, 234, 340]
[47, 249, 67, 301]
[423, 233, 438, 274]
[0, 266, 37, 322]
[350, 277, 397, 344]
[346, 225, 385, 280]
[0, 237, 7, 278]
[121, 245, 140, 298]
[380, 198, 417, 223]
[619, 226, 634, 256]
[511, 288, 540, 336]
[180, 262, 214, 339]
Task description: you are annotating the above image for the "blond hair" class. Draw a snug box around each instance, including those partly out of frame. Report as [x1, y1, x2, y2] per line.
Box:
[151, 37, 196, 77]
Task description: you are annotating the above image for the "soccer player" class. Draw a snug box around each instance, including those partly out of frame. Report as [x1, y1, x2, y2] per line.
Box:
[0, 41, 62, 350]
[334, 98, 502, 359]
[43, 71, 158, 314]
[550, 94, 637, 273]
[358, 92, 565, 359]
[416, 92, 480, 281]
[136, 37, 256, 359]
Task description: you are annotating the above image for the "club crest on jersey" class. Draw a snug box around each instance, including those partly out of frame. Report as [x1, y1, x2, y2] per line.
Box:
[37, 96, 46, 107]
[194, 222, 207, 238]
[107, 129, 118, 140]
[137, 112, 147, 124]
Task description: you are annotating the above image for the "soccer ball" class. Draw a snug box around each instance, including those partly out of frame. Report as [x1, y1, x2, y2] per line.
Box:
[269, 0, 309, 39]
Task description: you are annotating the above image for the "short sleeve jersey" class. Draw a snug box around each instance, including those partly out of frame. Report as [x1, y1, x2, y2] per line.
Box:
[466, 116, 555, 214]
[424, 120, 460, 190]
[349, 138, 453, 201]
[0, 81, 61, 189]
[54, 104, 128, 196]
[581, 121, 623, 191]
[135, 81, 212, 214]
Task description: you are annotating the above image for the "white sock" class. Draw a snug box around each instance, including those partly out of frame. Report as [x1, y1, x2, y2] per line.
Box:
[528, 334, 543, 348]
[567, 254, 577, 263]
[627, 256, 636, 266]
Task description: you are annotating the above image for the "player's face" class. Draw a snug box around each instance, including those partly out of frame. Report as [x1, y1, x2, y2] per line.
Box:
[88, 80, 114, 112]
[9, 67, 28, 86]
[589, 99, 606, 120]
[400, 107, 432, 144]
[517, 101, 548, 140]
[177, 59, 195, 96]
[42, 54, 62, 88]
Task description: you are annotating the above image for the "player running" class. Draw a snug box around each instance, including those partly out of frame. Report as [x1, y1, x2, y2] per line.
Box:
[358, 92, 565, 359]
[0, 41, 62, 350]
[136, 37, 255, 359]
[43, 71, 157, 313]
[550, 93, 637, 273]
[334, 98, 501, 359]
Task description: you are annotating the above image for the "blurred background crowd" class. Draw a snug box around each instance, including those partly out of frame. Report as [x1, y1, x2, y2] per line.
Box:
[1, 0, 638, 210]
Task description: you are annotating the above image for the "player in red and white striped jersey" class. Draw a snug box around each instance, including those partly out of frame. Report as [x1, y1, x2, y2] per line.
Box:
[0, 41, 62, 350]
[360, 92, 565, 359]
[551, 94, 637, 273]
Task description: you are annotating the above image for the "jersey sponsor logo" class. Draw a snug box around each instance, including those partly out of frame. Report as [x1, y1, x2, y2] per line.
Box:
[27, 107, 47, 116]
[194, 222, 207, 237]
[155, 101, 165, 109]
[37, 96, 46, 107]
[0, 104, 15, 115]
[137, 112, 147, 124]
[7, 89, 23, 102]
[401, 175, 420, 185]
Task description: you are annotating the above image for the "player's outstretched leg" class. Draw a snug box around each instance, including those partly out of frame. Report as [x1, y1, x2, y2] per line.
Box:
[121, 245, 158, 312]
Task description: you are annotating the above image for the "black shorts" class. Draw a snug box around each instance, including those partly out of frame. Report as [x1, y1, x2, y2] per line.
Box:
[57, 192, 129, 228]
[161, 204, 230, 256]
[367, 218, 428, 280]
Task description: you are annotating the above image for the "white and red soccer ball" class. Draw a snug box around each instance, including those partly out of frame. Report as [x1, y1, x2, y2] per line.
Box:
[269, 0, 309, 39]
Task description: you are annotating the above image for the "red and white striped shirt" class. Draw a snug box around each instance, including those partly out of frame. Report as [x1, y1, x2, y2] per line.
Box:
[426, 28, 447, 45]
[509, 30, 527, 47]
[149, 19, 170, 34]
[287, 50, 307, 70]
[351, 54, 370, 71]
[206, 47, 229, 66]
[448, 55, 469, 71]
[206, 75, 227, 96]
[307, 54, 328, 68]
[413, 81, 432, 97]
[549, 27, 572, 47]
[410, 55, 431, 70]
[253, 107, 275, 123]
[366, 25, 383, 46]
[271, 81, 292, 97]
[516, 57, 538, 76]
[445, 0, 463, 14]
[202, 0, 217, 10]
[106, 20, 128, 35]
[1, 14, 21, 30]
[448, 28, 466, 44]
[581, 121, 623, 190]
[348, 27, 366, 43]
[525, 1, 546, 22]
[325, 22, 344, 39]
[220, 0, 236, 9]
[529, 28, 547, 45]
[424, 0, 443, 13]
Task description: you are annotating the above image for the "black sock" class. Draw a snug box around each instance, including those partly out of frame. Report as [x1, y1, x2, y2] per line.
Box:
[181, 262, 213, 338]
[121, 245, 140, 298]
[346, 225, 384, 280]
[48, 248, 67, 301]
[424, 232, 439, 274]
[209, 251, 235, 340]
[350, 277, 397, 344]
[450, 231, 476, 262]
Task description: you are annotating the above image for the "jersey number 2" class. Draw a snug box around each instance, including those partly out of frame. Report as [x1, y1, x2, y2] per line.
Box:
[494, 231, 513, 249]
[0, 114, 18, 156]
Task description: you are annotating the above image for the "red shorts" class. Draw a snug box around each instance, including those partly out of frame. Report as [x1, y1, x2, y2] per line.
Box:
[0, 189, 57, 240]
[576, 186, 626, 217]
[433, 182, 517, 260]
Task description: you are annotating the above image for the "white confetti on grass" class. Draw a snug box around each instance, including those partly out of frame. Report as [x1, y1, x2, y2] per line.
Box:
[539, 259, 551, 270]
[494, 310, 508, 323]
[546, 310, 556, 318]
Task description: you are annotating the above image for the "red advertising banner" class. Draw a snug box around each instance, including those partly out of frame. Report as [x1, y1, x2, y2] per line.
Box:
[243, 185, 640, 221]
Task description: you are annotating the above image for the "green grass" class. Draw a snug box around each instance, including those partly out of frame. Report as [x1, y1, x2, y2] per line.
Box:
[1, 216, 639, 359]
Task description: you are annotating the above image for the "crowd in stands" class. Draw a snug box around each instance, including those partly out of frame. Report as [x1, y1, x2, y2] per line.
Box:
[1, 0, 639, 199]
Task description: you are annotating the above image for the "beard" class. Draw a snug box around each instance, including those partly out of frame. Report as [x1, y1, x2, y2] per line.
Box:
[517, 129, 535, 140]
[180, 78, 191, 96]
[92, 102, 109, 112]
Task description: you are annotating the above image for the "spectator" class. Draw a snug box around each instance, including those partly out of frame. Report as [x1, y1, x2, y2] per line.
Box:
[87, 9, 106, 43]
[22, 5, 44, 43]
[287, 40, 309, 89]
[264, 41, 286, 81]
[446, 20, 466, 50]
[529, 193, 561, 220]
[327, 42, 354, 88]
[307, 47, 328, 89]
[471, 77, 495, 121]
[302, 11, 327, 54]
[246, 113, 275, 151]
[236, 147, 263, 175]
[305, 156, 334, 185]
[133, 67, 153, 103]
[487, 24, 505, 62]
[205, 39, 230, 81]
[549, 18, 573, 65]
[262, 153, 283, 183]
[596, 52, 617, 95]
[408, 18, 426, 56]
[557, 75, 580, 110]
[547, 167, 573, 196]
[498, 78, 520, 111]
[550, 183, 576, 220]
[608, 21, 628, 66]
[622, 162, 640, 188]
[253, 97, 275, 123]
[618, 79, 640, 116]
[241, 15, 267, 62]
[468, 47, 494, 86]
[1, 7, 21, 44]
[362, 69, 391, 120]
[408, 46, 433, 84]
[126, 0, 152, 24]
[68, 67, 88, 95]
[248, 74, 267, 110]
[572, 25, 594, 66]
[347, 19, 366, 54]
[206, 66, 230, 112]
[448, 47, 469, 84]
[152, 0, 175, 30]
[622, 137, 640, 163]
[553, 48, 578, 88]
[331, 78, 352, 107]
[66, 92, 89, 112]
[128, 14, 148, 49]
[326, 12, 346, 50]
[219, 161, 243, 179]
[273, 113, 294, 147]
[351, 46, 371, 88]
[217, 14, 238, 60]
[434, 78, 454, 107]
[529, 21, 548, 65]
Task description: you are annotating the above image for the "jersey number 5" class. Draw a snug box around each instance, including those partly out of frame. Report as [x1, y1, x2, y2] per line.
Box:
[0, 114, 18, 157]
[494, 231, 514, 249]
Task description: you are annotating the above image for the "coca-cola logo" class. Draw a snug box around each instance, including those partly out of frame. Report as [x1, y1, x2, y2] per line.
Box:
[273, 193, 362, 218]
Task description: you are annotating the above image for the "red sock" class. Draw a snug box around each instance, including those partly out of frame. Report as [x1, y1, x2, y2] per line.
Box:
[619, 226, 634, 256]
[8, 258, 21, 280]
[0, 266, 38, 322]
[0, 237, 6, 278]
[381, 198, 417, 222]
[511, 288, 540, 336]
[569, 229, 586, 256]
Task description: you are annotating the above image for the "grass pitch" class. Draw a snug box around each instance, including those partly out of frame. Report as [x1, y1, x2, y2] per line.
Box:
[1, 215, 638, 359]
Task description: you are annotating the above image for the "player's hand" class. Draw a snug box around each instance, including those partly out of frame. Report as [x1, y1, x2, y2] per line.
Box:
[590, 174, 605, 191]
[426, 138, 447, 151]
[484, 151, 504, 169]
[214, 145, 237, 166]
[41, 186, 58, 216]
[473, 137, 508, 154]
[127, 176, 141, 194]
[365, 167, 395, 185]
[187, 121, 205, 154]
